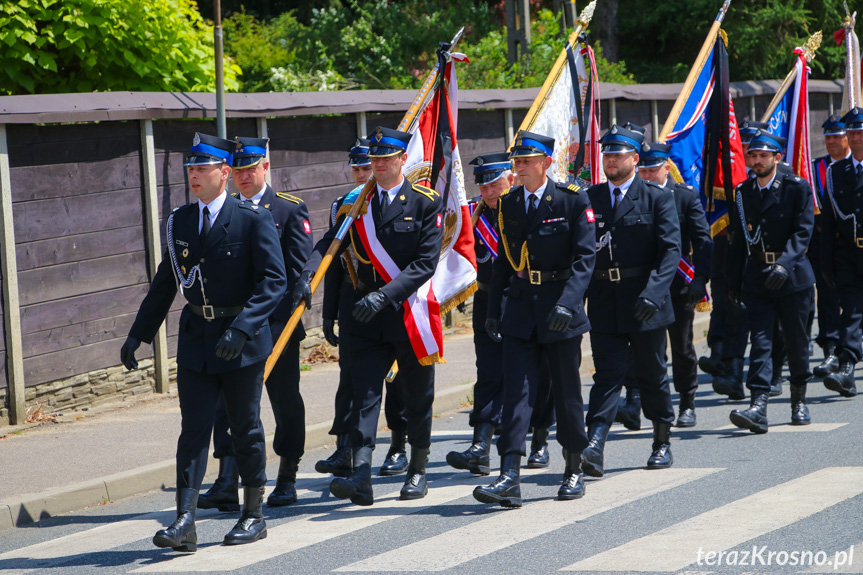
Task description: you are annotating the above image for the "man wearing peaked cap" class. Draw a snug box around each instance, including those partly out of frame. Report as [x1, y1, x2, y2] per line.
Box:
[725, 129, 816, 433]
[196, 136, 314, 514]
[475, 130, 596, 507]
[292, 125, 444, 505]
[120, 132, 287, 549]
[820, 107, 863, 399]
[316, 138, 410, 481]
[581, 123, 681, 477]
[809, 115, 849, 380]
[740, 120, 794, 177]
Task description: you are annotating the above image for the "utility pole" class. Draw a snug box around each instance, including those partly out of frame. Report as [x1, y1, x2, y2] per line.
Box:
[506, 0, 531, 65]
[214, 0, 226, 138]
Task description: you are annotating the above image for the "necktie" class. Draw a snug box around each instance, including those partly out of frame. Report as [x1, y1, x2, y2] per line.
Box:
[380, 190, 390, 216]
[527, 193, 537, 220]
[200, 206, 211, 241]
[612, 188, 622, 211]
[857, 164, 862, 179]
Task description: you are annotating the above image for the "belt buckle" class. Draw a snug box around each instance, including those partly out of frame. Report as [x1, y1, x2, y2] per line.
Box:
[202, 305, 215, 320]
[529, 270, 542, 285]
[765, 252, 776, 264]
[608, 267, 621, 282]
[857, 238, 863, 248]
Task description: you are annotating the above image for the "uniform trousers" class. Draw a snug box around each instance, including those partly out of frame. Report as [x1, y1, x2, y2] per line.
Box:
[834, 248, 863, 362]
[176, 362, 267, 490]
[741, 289, 813, 392]
[588, 328, 675, 427]
[668, 295, 698, 395]
[808, 243, 841, 349]
[496, 335, 587, 456]
[211, 323, 304, 461]
[348, 332, 434, 450]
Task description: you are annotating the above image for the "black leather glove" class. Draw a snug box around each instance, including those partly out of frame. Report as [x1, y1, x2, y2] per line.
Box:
[352, 291, 388, 323]
[291, 270, 313, 313]
[215, 328, 248, 361]
[485, 318, 502, 343]
[728, 289, 747, 311]
[764, 263, 789, 290]
[322, 318, 339, 346]
[686, 275, 708, 306]
[546, 305, 574, 332]
[456, 302, 467, 314]
[633, 297, 660, 322]
[823, 268, 836, 290]
[120, 336, 141, 370]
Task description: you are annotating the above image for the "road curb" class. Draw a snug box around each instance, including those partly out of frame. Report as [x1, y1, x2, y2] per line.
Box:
[0, 314, 708, 530]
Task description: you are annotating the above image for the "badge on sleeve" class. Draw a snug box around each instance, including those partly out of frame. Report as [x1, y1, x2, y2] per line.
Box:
[436, 213, 442, 228]
[585, 208, 596, 223]
[303, 220, 312, 234]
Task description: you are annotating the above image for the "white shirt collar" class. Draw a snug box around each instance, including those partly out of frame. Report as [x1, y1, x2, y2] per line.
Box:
[758, 172, 778, 193]
[853, 156, 863, 173]
[608, 172, 637, 203]
[377, 179, 404, 204]
[247, 184, 267, 205]
[198, 190, 227, 225]
[523, 178, 549, 209]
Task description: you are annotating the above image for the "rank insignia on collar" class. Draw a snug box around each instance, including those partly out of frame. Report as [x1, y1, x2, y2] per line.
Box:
[182, 248, 189, 258]
[400, 195, 406, 200]
[264, 203, 270, 209]
[545, 195, 552, 201]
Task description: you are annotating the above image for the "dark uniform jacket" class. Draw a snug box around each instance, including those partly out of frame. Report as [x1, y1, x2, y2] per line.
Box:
[822, 157, 863, 277]
[129, 192, 287, 373]
[488, 177, 595, 343]
[306, 179, 444, 342]
[665, 178, 713, 296]
[586, 177, 681, 334]
[468, 196, 500, 330]
[727, 171, 815, 296]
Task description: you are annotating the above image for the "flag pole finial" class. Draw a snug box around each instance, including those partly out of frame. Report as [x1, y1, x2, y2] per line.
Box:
[801, 31, 823, 61]
[576, 1, 597, 28]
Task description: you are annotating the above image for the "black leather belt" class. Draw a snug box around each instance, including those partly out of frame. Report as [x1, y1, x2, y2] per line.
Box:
[476, 281, 489, 292]
[514, 269, 571, 285]
[593, 266, 648, 282]
[188, 303, 245, 320]
[750, 249, 783, 264]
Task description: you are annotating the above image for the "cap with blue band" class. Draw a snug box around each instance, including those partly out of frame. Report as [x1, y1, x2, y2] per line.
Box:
[470, 152, 511, 185]
[638, 142, 671, 168]
[740, 120, 770, 144]
[840, 107, 863, 131]
[510, 130, 555, 158]
[599, 124, 644, 154]
[747, 129, 786, 153]
[348, 138, 371, 166]
[232, 136, 269, 169]
[367, 126, 412, 157]
[185, 132, 237, 167]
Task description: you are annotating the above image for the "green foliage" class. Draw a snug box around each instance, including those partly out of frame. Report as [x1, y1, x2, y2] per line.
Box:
[459, 9, 635, 89]
[0, 0, 240, 95]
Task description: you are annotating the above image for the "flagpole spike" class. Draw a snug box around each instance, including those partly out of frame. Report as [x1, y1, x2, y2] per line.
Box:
[576, 1, 597, 28]
[801, 31, 823, 61]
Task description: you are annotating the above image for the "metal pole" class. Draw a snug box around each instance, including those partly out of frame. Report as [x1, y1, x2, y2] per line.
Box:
[356, 112, 367, 138]
[214, 0, 226, 138]
[256, 117, 271, 186]
[749, 96, 756, 121]
[651, 100, 659, 140]
[610, 98, 617, 126]
[505, 108, 515, 145]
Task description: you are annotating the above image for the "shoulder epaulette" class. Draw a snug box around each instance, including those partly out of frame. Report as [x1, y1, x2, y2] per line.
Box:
[411, 183, 439, 201]
[500, 187, 511, 197]
[559, 182, 581, 194]
[276, 191, 303, 204]
[237, 201, 262, 213]
[231, 192, 239, 198]
[644, 180, 664, 189]
[172, 203, 193, 214]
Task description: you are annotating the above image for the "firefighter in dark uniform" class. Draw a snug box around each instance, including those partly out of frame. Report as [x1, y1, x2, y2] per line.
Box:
[196, 137, 313, 513]
[810, 115, 848, 379]
[821, 107, 863, 398]
[293, 126, 444, 506]
[726, 130, 815, 432]
[315, 139, 410, 479]
[474, 131, 596, 507]
[120, 133, 287, 550]
[582, 124, 680, 477]
[622, 142, 712, 428]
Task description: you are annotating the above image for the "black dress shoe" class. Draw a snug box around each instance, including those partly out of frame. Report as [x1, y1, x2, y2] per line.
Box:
[527, 428, 550, 468]
[267, 457, 299, 507]
[446, 422, 493, 475]
[676, 390, 696, 428]
[197, 456, 240, 512]
[615, 387, 642, 431]
[224, 487, 267, 545]
[315, 434, 352, 477]
[824, 352, 858, 398]
[712, 358, 746, 400]
[790, 385, 810, 426]
[646, 422, 673, 469]
[379, 431, 408, 476]
[473, 454, 522, 508]
[813, 343, 840, 378]
[729, 391, 769, 434]
[558, 449, 585, 500]
[400, 448, 429, 500]
[581, 422, 610, 477]
[154, 488, 198, 552]
[330, 447, 374, 506]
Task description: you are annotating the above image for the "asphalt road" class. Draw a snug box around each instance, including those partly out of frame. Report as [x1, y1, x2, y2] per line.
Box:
[2, 360, 862, 575]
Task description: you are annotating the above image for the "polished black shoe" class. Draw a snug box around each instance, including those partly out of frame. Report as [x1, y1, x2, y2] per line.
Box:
[224, 486, 267, 545]
[379, 431, 408, 476]
[446, 422, 493, 475]
[154, 488, 198, 552]
[330, 447, 374, 506]
[729, 391, 769, 434]
[824, 352, 858, 398]
[581, 422, 610, 478]
[614, 387, 642, 431]
[315, 434, 352, 478]
[676, 390, 696, 428]
[197, 456, 240, 512]
[400, 447, 429, 500]
[267, 457, 299, 507]
[698, 341, 726, 377]
[646, 422, 673, 469]
[813, 343, 840, 378]
[473, 454, 522, 508]
[558, 449, 585, 500]
[712, 357, 746, 400]
[527, 427, 550, 468]
[790, 384, 811, 426]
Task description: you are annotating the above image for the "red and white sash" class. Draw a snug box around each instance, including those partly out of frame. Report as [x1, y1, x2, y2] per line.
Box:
[354, 190, 443, 365]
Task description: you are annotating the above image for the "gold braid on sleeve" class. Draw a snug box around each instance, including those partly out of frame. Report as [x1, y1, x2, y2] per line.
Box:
[498, 204, 530, 273]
